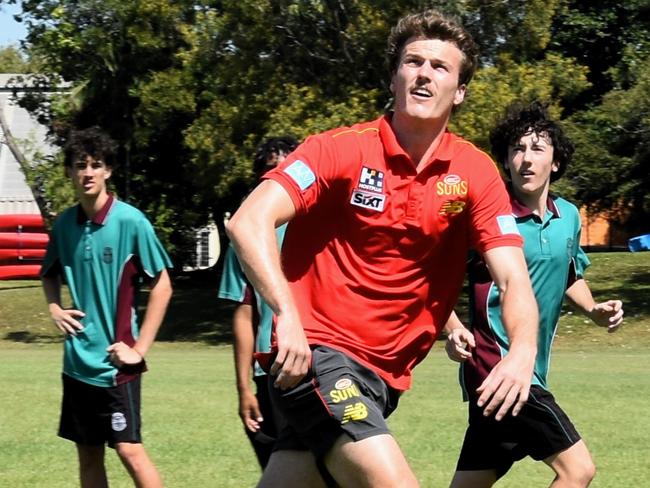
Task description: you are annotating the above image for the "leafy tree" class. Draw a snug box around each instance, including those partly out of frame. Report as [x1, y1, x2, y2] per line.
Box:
[0, 45, 31, 72]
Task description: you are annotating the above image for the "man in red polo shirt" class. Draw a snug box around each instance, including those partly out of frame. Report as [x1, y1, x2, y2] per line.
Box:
[227, 9, 539, 487]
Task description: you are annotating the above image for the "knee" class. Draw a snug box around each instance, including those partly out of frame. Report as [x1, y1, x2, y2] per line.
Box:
[115, 442, 147, 469]
[560, 459, 596, 487]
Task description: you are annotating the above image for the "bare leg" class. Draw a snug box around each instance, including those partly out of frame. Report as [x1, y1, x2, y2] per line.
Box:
[544, 440, 595, 488]
[257, 449, 327, 488]
[324, 433, 419, 488]
[449, 469, 496, 488]
[115, 442, 163, 488]
[77, 444, 108, 488]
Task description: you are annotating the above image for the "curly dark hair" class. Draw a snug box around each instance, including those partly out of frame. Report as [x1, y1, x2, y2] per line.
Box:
[386, 9, 479, 87]
[253, 136, 299, 176]
[489, 101, 574, 183]
[63, 126, 118, 168]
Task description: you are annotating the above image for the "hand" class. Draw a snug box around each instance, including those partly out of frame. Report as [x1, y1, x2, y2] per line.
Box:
[476, 346, 535, 421]
[589, 300, 624, 332]
[445, 327, 475, 362]
[270, 311, 311, 390]
[238, 388, 263, 432]
[49, 304, 85, 335]
[106, 341, 144, 368]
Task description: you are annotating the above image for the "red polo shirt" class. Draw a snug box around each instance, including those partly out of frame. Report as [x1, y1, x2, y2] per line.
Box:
[264, 114, 521, 391]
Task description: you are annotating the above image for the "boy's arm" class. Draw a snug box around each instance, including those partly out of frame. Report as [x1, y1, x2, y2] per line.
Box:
[232, 303, 263, 432]
[565, 278, 623, 332]
[107, 268, 172, 365]
[41, 273, 85, 335]
[443, 311, 475, 362]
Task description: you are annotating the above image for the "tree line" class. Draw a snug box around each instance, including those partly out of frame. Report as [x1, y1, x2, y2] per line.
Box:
[1, 0, 648, 263]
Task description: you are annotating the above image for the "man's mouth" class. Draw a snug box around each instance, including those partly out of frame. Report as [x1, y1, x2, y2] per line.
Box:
[411, 87, 433, 98]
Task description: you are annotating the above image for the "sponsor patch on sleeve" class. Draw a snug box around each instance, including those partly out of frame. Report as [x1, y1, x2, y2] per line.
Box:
[497, 215, 520, 235]
[284, 160, 316, 191]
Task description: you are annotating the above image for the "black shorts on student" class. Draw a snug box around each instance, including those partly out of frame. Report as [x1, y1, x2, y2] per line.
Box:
[269, 345, 401, 459]
[456, 385, 581, 478]
[59, 373, 143, 448]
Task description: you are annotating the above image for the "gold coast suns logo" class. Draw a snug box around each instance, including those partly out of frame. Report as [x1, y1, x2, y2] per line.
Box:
[437, 175, 467, 215]
[436, 174, 468, 196]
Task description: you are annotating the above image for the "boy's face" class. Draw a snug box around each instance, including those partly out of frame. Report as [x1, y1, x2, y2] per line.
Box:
[506, 130, 559, 196]
[390, 37, 466, 125]
[67, 154, 112, 199]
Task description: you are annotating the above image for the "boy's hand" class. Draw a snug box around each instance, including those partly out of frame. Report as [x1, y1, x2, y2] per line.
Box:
[589, 300, 624, 332]
[106, 341, 144, 367]
[445, 327, 475, 362]
[49, 304, 85, 335]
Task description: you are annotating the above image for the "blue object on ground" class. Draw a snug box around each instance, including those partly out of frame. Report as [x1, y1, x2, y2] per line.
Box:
[628, 234, 650, 252]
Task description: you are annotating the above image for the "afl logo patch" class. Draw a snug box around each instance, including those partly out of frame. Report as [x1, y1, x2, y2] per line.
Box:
[102, 247, 113, 264]
[335, 378, 353, 390]
[111, 412, 127, 432]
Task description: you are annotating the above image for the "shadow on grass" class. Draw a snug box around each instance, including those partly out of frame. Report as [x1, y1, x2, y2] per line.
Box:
[4, 331, 62, 343]
[591, 268, 650, 319]
[154, 271, 236, 345]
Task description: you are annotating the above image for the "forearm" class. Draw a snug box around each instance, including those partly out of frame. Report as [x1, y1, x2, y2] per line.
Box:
[41, 274, 62, 310]
[443, 310, 466, 335]
[565, 279, 596, 316]
[500, 281, 538, 355]
[135, 268, 172, 357]
[232, 304, 255, 393]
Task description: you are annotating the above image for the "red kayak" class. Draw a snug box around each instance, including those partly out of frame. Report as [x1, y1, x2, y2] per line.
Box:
[0, 264, 42, 279]
[0, 248, 46, 263]
[0, 232, 49, 249]
[0, 214, 46, 232]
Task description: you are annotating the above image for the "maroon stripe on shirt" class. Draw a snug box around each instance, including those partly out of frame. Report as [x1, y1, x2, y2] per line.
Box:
[115, 256, 147, 384]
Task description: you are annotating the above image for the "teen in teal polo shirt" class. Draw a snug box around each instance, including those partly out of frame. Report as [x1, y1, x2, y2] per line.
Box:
[41, 127, 172, 488]
[217, 136, 297, 469]
[445, 102, 624, 488]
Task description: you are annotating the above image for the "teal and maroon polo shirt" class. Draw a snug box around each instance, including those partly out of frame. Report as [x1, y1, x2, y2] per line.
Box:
[41, 196, 172, 387]
[218, 224, 287, 377]
[461, 193, 589, 399]
[264, 113, 522, 391]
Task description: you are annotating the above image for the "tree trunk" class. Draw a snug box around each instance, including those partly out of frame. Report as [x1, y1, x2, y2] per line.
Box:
[0, 105, 53, 228]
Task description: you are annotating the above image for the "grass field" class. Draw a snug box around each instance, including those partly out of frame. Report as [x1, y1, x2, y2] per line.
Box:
[1, 252, 649, 487]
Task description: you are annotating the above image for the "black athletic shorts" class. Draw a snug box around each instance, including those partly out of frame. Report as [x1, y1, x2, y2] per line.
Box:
[270, 345, 401, 459]
[58, 373, 143, 448]
[456, 385, 581, 478]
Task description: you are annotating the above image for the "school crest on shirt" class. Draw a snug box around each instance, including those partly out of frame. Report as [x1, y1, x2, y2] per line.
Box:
[351, 166, 386, 212]
[102, 246, 113, 264]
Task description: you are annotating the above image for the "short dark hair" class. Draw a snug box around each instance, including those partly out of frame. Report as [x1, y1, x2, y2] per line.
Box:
[387, 9, 479, 87]
[253, 136, 299, 176]
[490, 101, 574, 183]
[63, 126, 118, 168]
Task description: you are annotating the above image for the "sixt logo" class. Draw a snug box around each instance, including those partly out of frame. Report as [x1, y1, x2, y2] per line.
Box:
[436, 174, 468, 196]
[358, 167, 384, 193]
[350, 190, 385, 212]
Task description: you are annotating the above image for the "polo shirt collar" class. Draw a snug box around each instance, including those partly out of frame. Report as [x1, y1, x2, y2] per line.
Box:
[510, 191, 561, 219]
[379, 112, 456, 165]
[76, 194, 115, 225]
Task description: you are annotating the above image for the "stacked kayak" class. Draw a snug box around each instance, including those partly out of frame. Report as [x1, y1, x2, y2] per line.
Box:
[0, 214, 48, 279]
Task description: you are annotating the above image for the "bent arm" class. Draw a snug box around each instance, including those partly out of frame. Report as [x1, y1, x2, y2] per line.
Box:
[42, 273, 85, 334]
[565, 278, 623, 331]
[134, 267, 172, 357]
[478, 246, 538, 420]
[226, 179, 309, 389]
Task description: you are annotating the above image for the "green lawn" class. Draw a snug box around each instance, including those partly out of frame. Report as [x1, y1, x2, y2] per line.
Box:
[1, 251, 649, 486]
